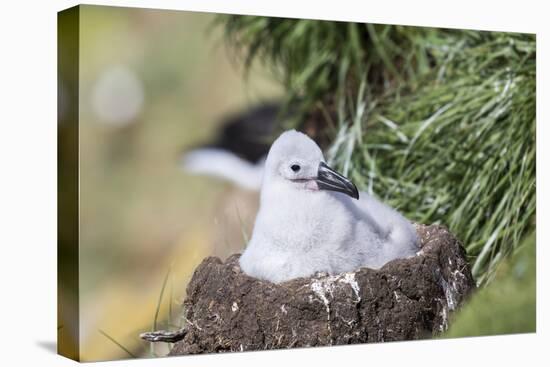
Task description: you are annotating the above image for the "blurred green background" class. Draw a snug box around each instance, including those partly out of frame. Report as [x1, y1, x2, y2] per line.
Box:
[66, 5, 281, 361]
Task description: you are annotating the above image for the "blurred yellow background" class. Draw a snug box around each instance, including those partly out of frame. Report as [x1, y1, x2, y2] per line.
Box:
[74, 5, 281, 361]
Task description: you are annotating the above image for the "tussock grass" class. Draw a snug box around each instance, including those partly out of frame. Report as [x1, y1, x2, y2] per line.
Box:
[219, 17, 438, 119]
[149, 266, 172, 357]
[218, 16, 536, 285]
[334, 32, 536, 284]
[99, 329, 137, 358]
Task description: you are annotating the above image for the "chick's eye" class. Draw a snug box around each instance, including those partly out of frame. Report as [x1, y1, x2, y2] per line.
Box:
[291, 164, 301, 172]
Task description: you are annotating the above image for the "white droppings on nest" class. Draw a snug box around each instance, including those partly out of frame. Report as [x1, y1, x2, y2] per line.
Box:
[393, 291, 402, 302]
[310, 272, 361, 309]
[310, 278, 333, 314]
[340, 316, 356, 328]
[445, 269, 469, 311]
[339, 272, 361, 302]
[440, 277, 457, 311]
[309, 272, 364, 344]
[184, 316, 203, 331]
[280, 304, 287, 314]
[310, 277, 337, 344]
[231, 302, 239, 312]
[438, 298, 449, 332]
[452, 269, 466, 281]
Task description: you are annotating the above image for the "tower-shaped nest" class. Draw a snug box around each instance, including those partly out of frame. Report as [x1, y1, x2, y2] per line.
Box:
[169, 224, 475, 355]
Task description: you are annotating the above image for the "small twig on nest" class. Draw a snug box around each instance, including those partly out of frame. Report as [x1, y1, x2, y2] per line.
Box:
[140, 328, 187, 343]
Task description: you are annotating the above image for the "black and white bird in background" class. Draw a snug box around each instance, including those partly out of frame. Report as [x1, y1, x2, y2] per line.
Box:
[181, 103, 281, 190]
[180, 106, 419, 283]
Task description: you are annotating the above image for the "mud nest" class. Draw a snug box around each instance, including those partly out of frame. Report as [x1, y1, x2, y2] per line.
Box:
[166, 224, 475, 355]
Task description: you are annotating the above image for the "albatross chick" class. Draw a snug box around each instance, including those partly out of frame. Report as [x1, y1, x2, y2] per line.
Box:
[239, 130, 419, 283]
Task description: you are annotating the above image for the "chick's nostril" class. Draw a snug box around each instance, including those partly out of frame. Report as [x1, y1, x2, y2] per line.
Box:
[291, 164, 301, 172]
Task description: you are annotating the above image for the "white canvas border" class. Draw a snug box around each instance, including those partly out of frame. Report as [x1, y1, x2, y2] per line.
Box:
[0, 0, 547, 366]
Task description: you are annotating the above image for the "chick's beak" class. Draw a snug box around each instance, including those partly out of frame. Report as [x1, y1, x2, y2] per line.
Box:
[316, 162, 359, 200]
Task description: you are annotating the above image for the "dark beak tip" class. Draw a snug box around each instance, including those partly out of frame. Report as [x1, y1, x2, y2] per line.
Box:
[317, 162, 361, 200]
[353, 189, 360, 200]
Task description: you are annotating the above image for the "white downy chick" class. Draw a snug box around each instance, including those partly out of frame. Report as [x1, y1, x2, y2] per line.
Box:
[239, 130, 419, 283]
